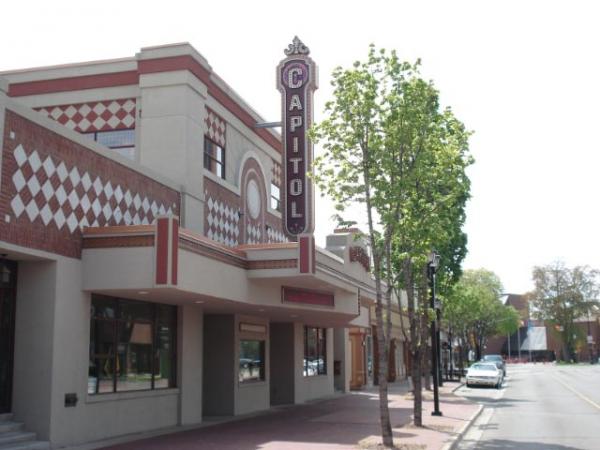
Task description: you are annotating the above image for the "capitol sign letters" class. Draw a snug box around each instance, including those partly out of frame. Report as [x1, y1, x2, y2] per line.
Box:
[277, 37, 318, 236]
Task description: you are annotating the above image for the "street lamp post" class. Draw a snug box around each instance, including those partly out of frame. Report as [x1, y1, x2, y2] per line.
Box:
[428, 251, 442, 417]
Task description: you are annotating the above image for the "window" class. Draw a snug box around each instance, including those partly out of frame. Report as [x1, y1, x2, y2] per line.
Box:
[303, 327, 327, 376]
[270, 183, 281, 212]
[204, 136, 225, 179]
[88, 295, 177, 394]
[239, 340, 265, 383]
[84, 129, 135, 160]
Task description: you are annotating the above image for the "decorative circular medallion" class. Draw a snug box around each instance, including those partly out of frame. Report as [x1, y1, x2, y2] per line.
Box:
[246, 179, 261, 220]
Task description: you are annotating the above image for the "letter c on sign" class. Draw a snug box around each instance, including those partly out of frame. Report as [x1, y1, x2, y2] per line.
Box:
[288, 67, 304, 89]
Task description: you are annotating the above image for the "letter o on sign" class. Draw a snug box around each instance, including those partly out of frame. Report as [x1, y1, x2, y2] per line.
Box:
[290, 179, 303, 196]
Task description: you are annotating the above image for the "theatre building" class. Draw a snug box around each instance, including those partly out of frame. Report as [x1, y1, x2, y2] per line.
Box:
[0, 41, 388, 448]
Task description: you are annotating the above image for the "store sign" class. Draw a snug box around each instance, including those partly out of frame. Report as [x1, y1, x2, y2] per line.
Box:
[277, 37, 318, 236]
[282, 286, 334, 307]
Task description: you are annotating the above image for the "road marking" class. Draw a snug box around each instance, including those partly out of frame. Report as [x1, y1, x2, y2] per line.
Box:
[552, 375, 600, 411]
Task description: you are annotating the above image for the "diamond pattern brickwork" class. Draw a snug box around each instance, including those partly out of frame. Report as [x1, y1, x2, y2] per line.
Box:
[204, 177, 240, 247]
[1, 111, 180, 259]
[35, 99, 136, 133]
[205, 107, 226, 147]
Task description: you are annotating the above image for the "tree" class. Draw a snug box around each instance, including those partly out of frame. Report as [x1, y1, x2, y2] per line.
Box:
[530, 262, 599, 361]
[312, 46, 473, 440]
[311, 46, 394, 448]
[445, 269, 518, 361]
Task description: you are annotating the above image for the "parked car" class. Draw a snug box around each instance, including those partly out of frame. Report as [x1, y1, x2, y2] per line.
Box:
[466, 362, 503, 389]
[481, 354, 506, 376]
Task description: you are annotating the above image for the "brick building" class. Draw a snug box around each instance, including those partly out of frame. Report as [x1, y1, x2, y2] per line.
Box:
[0, 42, 393, 448]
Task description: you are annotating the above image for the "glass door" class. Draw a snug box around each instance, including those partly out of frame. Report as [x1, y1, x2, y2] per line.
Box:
[0, 260, 17, 414]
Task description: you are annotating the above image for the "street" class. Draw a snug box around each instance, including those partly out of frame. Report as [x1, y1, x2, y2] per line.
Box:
[456, 363, 600, 450]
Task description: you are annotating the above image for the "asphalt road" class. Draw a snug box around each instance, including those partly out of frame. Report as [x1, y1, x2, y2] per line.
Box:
[455, 363, 600, 450]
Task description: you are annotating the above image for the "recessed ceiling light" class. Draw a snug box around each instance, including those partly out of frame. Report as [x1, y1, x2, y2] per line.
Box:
[138, 291, 149, 295]
[195, 300, 205, 304]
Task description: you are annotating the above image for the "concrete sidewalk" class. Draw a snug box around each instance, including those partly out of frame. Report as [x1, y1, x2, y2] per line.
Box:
[97, 381, 479, 450]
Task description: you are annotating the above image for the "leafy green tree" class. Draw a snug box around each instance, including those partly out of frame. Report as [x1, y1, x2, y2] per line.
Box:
[312, 46, 472, 436]
[311, 46, 394, 447]
[530, 262, 599, 361]
[445, 269, 518, 361]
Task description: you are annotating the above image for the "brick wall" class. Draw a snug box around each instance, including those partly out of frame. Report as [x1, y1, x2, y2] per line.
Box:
[0, 110, 180, 258]
[203, 156, 286, 247]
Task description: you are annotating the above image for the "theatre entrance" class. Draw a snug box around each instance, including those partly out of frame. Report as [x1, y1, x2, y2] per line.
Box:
[0, 259, 17, 414]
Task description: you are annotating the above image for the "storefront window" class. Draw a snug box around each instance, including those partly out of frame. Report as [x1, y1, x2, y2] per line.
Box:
[304, 327, 327, 376]
[88, 295, 177, 394]
[239, 340, 265, 383]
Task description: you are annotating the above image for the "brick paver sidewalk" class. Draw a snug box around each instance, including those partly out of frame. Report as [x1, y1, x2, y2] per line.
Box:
[98, 381, 479, 450]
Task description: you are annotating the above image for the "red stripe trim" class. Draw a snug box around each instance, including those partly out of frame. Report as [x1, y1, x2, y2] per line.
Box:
[299, 236, 309, 273]
[311, 235, 316, 274]
[155, 218, 169, 284]
[171, 219, 179, 285]
[8, 71, 139, 97]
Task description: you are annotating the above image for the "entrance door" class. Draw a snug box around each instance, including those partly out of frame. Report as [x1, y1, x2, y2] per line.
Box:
[350, 332, 365, 389]
[0, 260, 17, 414]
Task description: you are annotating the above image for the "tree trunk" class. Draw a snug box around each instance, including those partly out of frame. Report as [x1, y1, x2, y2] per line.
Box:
[374, 307, 393, 447]
[412, 350, 423, 427]
[423, 346, 432, 390]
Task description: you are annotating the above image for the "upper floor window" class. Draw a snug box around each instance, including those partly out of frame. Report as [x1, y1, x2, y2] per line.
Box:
[270, 183, 281, 212]
[204, 136, 225, 179]
[84, 129, 135, 160]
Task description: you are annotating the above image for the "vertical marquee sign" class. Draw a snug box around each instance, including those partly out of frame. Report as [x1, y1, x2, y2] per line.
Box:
[277, 36, 318, 237]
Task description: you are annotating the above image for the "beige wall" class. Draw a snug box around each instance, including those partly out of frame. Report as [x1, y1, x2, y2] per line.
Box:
[13, 260, 56, 440]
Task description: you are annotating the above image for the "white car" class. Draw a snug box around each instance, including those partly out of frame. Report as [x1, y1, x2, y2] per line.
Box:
[466, 362, 503, 388]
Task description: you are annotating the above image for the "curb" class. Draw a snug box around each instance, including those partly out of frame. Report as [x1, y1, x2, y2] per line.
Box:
[450, 382, 464, 393]
[441, 404, 484, 450]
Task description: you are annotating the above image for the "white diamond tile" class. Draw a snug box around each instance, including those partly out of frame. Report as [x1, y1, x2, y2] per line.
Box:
[66, 212, 79, 233]
[69, 167, 81, 187]
[29, 151, 42, 172]
[25, 199, 39, 222]
[42, 180, 54, 201]
[65, 105, 77, 118]
[93, 177, 103, 196]
[80, 194, 91, 213]
[92, 198, 102, 217]
[114, 185, 123, 204]
[14, 145, 27, 167]
[56, 162, 68, 182]
[27, 176, 41, 197]
[103, 181, 113, 199]
[40, 204, 53, 225]
[11, 195, 25, 218]
[55, 185, 67, 206]
[43, 156, 56, 178]
[54, 209, 66, 230]
[12, 170, 26, 192]
[102, 203, 112, 221]
[93, 103, 106, 115]
[81, 173, 92, 192]
[68, 190, 79, 210]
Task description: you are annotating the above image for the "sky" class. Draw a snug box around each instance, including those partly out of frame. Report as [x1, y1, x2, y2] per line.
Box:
[1, 0, 599, 294]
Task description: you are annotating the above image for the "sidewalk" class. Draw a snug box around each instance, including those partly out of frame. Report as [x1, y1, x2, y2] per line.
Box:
[96, 381, 479, 450]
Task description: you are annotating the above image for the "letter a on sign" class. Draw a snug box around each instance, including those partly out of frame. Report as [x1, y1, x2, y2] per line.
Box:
[276, 37, 318, 237]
